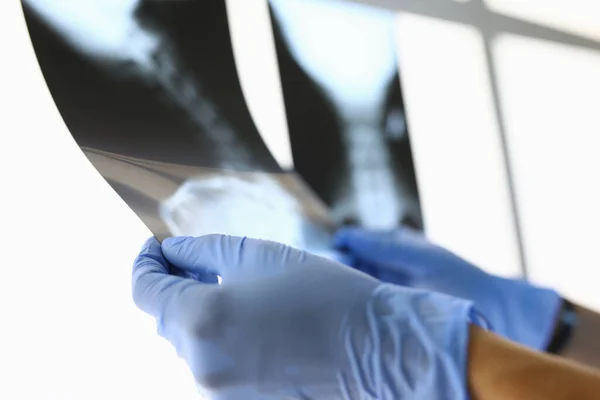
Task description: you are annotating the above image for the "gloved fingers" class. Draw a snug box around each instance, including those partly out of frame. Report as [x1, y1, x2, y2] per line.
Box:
[170, 265, 220, 284]
[160, 236, 224, 276]
[161, 235, 308, 281]
[132, 237, 203, 318]
[334, 227, 435, 277]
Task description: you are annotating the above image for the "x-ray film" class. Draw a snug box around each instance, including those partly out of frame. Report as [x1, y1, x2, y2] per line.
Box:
[270, 0, 423, 230]
[22, 0, 422, 254]
[22, 0, 333, 253]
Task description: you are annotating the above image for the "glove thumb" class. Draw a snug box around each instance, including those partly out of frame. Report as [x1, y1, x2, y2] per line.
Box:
[162, 234, 308, 282]
[161, 236, 227, 278]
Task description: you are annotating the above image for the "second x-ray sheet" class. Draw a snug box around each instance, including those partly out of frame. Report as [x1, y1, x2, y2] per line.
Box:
[22, 0, 332, 252]
[270, 0, 423, 230]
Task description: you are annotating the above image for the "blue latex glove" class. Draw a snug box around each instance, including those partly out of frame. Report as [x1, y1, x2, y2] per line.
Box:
[334, 227, 562, 351]
[132, 235, 484, 399]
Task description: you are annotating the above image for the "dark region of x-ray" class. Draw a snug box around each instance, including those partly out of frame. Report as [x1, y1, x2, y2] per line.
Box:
[22, 0, 423, 254]
[270, 0, 423, 231]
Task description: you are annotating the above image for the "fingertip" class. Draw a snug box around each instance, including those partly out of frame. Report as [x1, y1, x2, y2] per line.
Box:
[170, 264, 220, 284]
[333, 227, 360, 249]
[161, 235, 227, 258]
[141, 236, 161, 252]
[162, 236, 193, 249]
[132, 237, 171, 304]
[334, 227, 382, 250]
[134, 236, 166, 270]
[161, 234, 233, 276]
[161, 236, 204, 263]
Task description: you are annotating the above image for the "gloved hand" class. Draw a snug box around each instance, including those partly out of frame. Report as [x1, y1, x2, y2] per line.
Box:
[132, 235, 484, 399]
[334, 227, 562, 351]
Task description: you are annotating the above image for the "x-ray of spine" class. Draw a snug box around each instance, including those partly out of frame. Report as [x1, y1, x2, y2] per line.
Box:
[270, 0, 423, 230]
[22, 0, 333, 251]
[23, 0, 278, 171]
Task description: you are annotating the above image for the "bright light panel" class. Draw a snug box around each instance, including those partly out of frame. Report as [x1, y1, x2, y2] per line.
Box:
[225, 0, 294, 170]
[0, 2, 202, 399]
[393, 13, 522, 278]
[493, 34, 600, 311]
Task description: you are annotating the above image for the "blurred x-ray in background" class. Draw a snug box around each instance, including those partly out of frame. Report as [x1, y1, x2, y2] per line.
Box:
[22, 0, 422, 251]
[270, 0, 423, 230]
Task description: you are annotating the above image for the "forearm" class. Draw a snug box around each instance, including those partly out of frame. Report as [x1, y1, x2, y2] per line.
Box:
[560, 303, 600, 369]
[469, 326, 600, 400]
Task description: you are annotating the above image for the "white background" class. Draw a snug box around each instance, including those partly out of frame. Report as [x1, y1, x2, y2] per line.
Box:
[2, 0, 600, 398]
